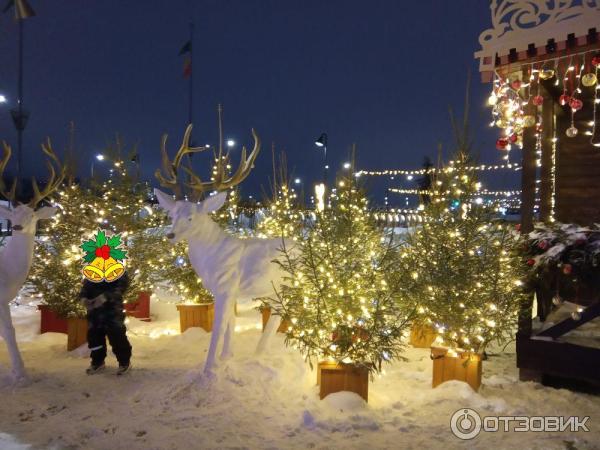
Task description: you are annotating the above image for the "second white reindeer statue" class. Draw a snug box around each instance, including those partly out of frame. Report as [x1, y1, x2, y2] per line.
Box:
[155, 125, 289, 374]
[0, 141, 65, 382]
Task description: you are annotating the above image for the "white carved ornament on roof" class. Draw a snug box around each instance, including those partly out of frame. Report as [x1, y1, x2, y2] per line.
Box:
[475, 0, 600, 73]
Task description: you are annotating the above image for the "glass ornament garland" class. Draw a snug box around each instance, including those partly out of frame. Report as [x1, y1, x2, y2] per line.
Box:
[488, 50, 600, 155]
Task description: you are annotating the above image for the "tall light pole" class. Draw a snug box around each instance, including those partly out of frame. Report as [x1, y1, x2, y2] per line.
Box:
[314, 133, 328, 185]
[6, 0, 36, 200]
[91, 154, 105, 180]
[294, 177, 303, 202]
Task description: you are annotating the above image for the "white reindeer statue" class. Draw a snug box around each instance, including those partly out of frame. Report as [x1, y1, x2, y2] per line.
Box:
[154, 125, 288, 374]
[0, 141, 65, 382]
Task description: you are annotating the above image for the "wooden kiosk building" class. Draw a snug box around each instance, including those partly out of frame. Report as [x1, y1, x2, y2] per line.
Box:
[476, 1, 600, 388]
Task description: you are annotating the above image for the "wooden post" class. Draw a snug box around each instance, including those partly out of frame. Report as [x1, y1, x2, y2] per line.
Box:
[553, 96, 600, 225]
[520, 96, 538, 232]
[518, 82, 538, 339]
[538, 83, 555, 222]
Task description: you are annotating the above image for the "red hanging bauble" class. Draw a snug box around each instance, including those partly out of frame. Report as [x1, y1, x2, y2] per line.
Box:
[538, 240, 550, 250]
[562, 263, 573, 275]
[496, 138, 509, 150]
[592, 55, 600, 67]
[569, 97, 583, 111]
[559, 94, 570, 106]
[532, 95, 544, 106]
[508, 134, 518, 143]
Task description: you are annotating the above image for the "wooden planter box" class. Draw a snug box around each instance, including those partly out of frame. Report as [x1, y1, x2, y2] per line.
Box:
[317, 361, 369, 402]
[124, 291, 151, 322]
[67, 317, 88, 351]
[261, 307, 291, 333]
[176, 303, 214, 333]
[38, 305, 68, 334]
[409, 323, 437, 348]
[431, 347, 482, 392]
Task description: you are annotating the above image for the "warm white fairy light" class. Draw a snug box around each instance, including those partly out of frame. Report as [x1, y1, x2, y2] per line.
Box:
[357, 162, 521, 177]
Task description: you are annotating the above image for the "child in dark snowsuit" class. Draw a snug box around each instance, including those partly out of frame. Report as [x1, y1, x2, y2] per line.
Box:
[79, 272, 132, 375]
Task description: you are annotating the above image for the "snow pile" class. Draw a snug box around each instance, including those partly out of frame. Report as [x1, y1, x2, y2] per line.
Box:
[1, 296, 599, 449]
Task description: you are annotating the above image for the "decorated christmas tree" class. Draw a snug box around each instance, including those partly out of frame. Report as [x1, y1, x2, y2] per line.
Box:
[29, 138, 166, 315]
[29, 183, 97, 317]
[401, 118, 525, 354]
[89, 139, 167, 303]
[256, 152, 302, 239]
[262, 170, 416, 373]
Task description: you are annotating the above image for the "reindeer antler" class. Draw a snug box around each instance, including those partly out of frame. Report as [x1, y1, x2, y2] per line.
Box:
[154, 124, 208, 199]
[183, 128, 260, 193]
[28, 138, 66, 208]
[0, 142, 17, 203]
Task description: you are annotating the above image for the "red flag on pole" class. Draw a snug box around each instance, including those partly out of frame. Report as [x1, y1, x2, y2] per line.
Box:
[179, 40, 192, 78]
[183, 56, 192, 78]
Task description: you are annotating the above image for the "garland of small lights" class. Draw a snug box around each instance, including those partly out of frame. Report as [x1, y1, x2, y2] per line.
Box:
[356, 162, 521, 178]
[388, 187, 521, 197]
[491, 51, 600, 147]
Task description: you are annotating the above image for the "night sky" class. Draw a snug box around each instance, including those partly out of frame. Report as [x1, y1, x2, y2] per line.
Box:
[0, 1, 517, 206]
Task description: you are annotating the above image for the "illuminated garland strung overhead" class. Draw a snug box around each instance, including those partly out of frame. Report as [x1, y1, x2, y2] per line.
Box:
[356, 162, 521, 178]
[388, 188, 521, 197]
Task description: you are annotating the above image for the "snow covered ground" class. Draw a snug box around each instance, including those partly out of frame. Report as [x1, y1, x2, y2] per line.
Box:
[1, 293, 599, 450]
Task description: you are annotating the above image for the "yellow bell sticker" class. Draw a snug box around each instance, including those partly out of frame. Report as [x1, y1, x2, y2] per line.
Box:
[80, 230, 127, 283]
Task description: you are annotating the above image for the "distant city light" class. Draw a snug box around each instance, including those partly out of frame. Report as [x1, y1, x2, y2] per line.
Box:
[96, 154, 105, 161]
[226, 139, 235, 147]
[294, 178, 301, 184]
[343, 162, 351, 169]
[0, 95, 7, 103]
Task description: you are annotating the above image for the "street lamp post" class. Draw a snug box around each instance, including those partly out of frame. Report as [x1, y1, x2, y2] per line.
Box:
[7, 0, 36, 201]
[91, 154, 105, 180]
[314, 133, 328, 184]
[294, 177, 303, 202]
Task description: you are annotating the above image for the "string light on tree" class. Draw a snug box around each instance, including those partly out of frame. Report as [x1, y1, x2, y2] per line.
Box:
[261, 171, 417, 373]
